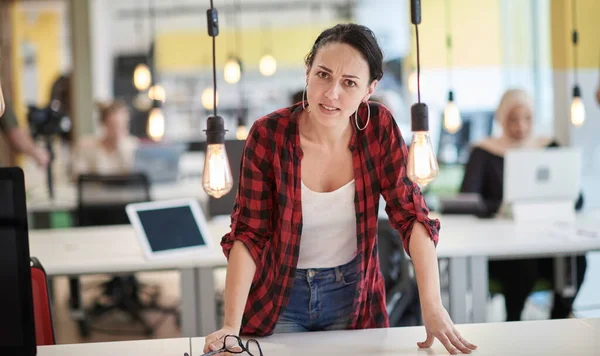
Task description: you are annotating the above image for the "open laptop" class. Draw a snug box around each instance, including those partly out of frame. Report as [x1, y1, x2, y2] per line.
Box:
[126, 198, 215, 260]
[0, 167, 36, 356]
[504, 147, 582, 204]
[133, 143, 188, 184]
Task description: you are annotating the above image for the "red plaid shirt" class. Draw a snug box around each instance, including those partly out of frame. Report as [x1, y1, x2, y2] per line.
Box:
[221, 102, 440, 336]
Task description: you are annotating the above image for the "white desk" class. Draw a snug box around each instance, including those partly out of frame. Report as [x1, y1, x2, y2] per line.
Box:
[29, 213, 600, 337]
[436, 213, 600, 324]
[37, 337, 190, 356]
[190, 318, 600, 355]
[29, 220, 231, 338]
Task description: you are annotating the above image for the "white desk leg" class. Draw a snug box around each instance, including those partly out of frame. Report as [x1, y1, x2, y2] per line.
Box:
[449, 257, 468, 324]
[470, 256, 488, 323]
[180, 267, 217, 337]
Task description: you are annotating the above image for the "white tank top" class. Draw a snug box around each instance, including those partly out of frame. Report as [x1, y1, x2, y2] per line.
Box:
[297, 179, 358, 269]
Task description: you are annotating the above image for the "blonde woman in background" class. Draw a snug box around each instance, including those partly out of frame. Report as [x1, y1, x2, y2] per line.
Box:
[72, 100, 139, 177]
[460, 89, 587, 321]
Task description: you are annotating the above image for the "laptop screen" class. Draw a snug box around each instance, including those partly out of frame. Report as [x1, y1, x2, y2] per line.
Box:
[0, 179, 23, 347]
[137, 205, 206, 252]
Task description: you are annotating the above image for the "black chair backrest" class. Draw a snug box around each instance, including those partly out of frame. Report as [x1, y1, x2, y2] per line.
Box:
[377, 218, 409, 293]
[76, 173, 150, 226]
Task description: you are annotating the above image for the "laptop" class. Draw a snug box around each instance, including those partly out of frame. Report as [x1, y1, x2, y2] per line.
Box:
[0, 167, 36, 356]
[133, 143, 188, 184]
[126, 198, 215, 260]
[504, 147, 582, 203]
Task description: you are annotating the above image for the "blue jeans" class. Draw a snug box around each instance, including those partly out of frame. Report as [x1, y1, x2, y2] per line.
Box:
[273, 256, 358, 333]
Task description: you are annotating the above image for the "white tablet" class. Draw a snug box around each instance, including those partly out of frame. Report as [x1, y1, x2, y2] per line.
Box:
[126, 198, 216, 260]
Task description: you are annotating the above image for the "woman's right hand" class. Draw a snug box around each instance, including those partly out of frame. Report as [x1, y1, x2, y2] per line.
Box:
[203, 326, 240, 355]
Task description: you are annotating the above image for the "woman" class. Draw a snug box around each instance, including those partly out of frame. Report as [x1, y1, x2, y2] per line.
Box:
[205, 24, 477, 355]
[72, 100, 139, 176]
[460, 88, 587, 321]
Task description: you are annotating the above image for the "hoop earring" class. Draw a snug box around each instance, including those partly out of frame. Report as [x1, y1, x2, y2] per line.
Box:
[302, 85, 310, 112]
[355, 101, 370, 131]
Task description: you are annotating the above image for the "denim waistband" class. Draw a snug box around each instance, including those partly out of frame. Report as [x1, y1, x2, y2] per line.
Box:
[294, 254, 359, 281]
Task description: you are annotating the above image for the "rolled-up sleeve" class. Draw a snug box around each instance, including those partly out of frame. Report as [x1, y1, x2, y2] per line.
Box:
[379, 112, 440, 257]
[221, 121, 274, 267]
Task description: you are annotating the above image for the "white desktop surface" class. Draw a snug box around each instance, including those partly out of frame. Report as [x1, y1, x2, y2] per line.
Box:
[28, 220, 231, 276]
[435, 215, 600, 258]
[190, 318, 600, 355]
[28, 213, 600, 281]
[37, 337, 190, 356]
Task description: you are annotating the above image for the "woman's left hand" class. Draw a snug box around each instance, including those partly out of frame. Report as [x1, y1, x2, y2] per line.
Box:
[418, 303, 477, 354]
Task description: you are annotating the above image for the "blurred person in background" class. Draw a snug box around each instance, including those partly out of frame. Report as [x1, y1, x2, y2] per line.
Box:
[460, 88, 587, 321]
[72, 100, 139, 177]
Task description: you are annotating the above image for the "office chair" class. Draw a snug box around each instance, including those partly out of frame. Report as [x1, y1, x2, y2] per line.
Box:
[70, 173, 179, 337]
[31, 257, 55, 346]
[377, 218, 422, 327]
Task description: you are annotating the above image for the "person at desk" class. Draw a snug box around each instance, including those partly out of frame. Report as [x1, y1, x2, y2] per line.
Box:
[72, 100, 139, 176]
[460, 88, 587, 321]
[204, 24, 477, 355]
[0, 103, 50, 167]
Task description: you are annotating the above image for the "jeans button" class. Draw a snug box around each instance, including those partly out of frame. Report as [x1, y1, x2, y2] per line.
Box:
[308, 270, 315, 278]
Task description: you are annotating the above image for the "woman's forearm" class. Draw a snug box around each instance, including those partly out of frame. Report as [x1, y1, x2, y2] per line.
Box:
[222, 240, 257, 331]
[409, 222, 442, 309]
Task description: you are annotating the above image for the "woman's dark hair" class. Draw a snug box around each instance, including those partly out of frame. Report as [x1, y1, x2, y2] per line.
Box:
[305, 23, 384, 83]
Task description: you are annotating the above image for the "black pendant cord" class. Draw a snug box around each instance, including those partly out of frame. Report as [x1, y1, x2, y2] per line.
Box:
[415, 23, 421, 104]
[571, 0, 579, 86]
[445, 0, 453, 95]
[210, 0, 217, 116]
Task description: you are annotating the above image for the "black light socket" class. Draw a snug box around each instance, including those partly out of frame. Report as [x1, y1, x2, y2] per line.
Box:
[410, 0, 422, 25]
[572, 85, 581, 98]
[205, 115, 227, 145]
[411, 103, 429, 131]
[151, 99, 162, 109]
[447, 90, 455, 102]
[207, 8, 219, 37]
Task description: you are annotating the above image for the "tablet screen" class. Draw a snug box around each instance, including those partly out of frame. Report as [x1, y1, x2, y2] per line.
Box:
[0, 180, 23, 347]
[137, 205, 206, 252]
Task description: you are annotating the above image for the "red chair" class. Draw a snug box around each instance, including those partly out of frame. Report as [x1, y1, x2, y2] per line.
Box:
[30, 257, 55, 346]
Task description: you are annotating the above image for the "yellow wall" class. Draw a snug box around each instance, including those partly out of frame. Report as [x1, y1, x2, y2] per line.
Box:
[10, 3, 62, 125]
[551, 0, 600, 70]
[408, 0, 502, 69]
[157, 24, 330, 71]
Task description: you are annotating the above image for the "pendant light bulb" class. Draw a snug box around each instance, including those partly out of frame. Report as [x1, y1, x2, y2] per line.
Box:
[236, 115, 248, 140]
[570, 86, 585, 127]
[224, 57, 241, 84]
[202, 88, 219, 110]
[408, 104, 439, 187]
[443, 91, 462, 134]
[133, 63, 152, 91]
[147, 103, 165, 141]
[0, 81, 5, 116]
[259, 54, 277, 76]
[133, 92, 152, 112]
[203, 116, 233, 198]
[148, 84, 166, 103]
[408, 71, 419, 94]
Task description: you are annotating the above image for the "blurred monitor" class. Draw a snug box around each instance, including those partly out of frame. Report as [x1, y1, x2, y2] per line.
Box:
[437, 111, 494, 166]
[134, 143, 188, 184]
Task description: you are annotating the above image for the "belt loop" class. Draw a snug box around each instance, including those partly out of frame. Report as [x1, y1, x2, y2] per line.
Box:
[335, 267, 342, 282]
